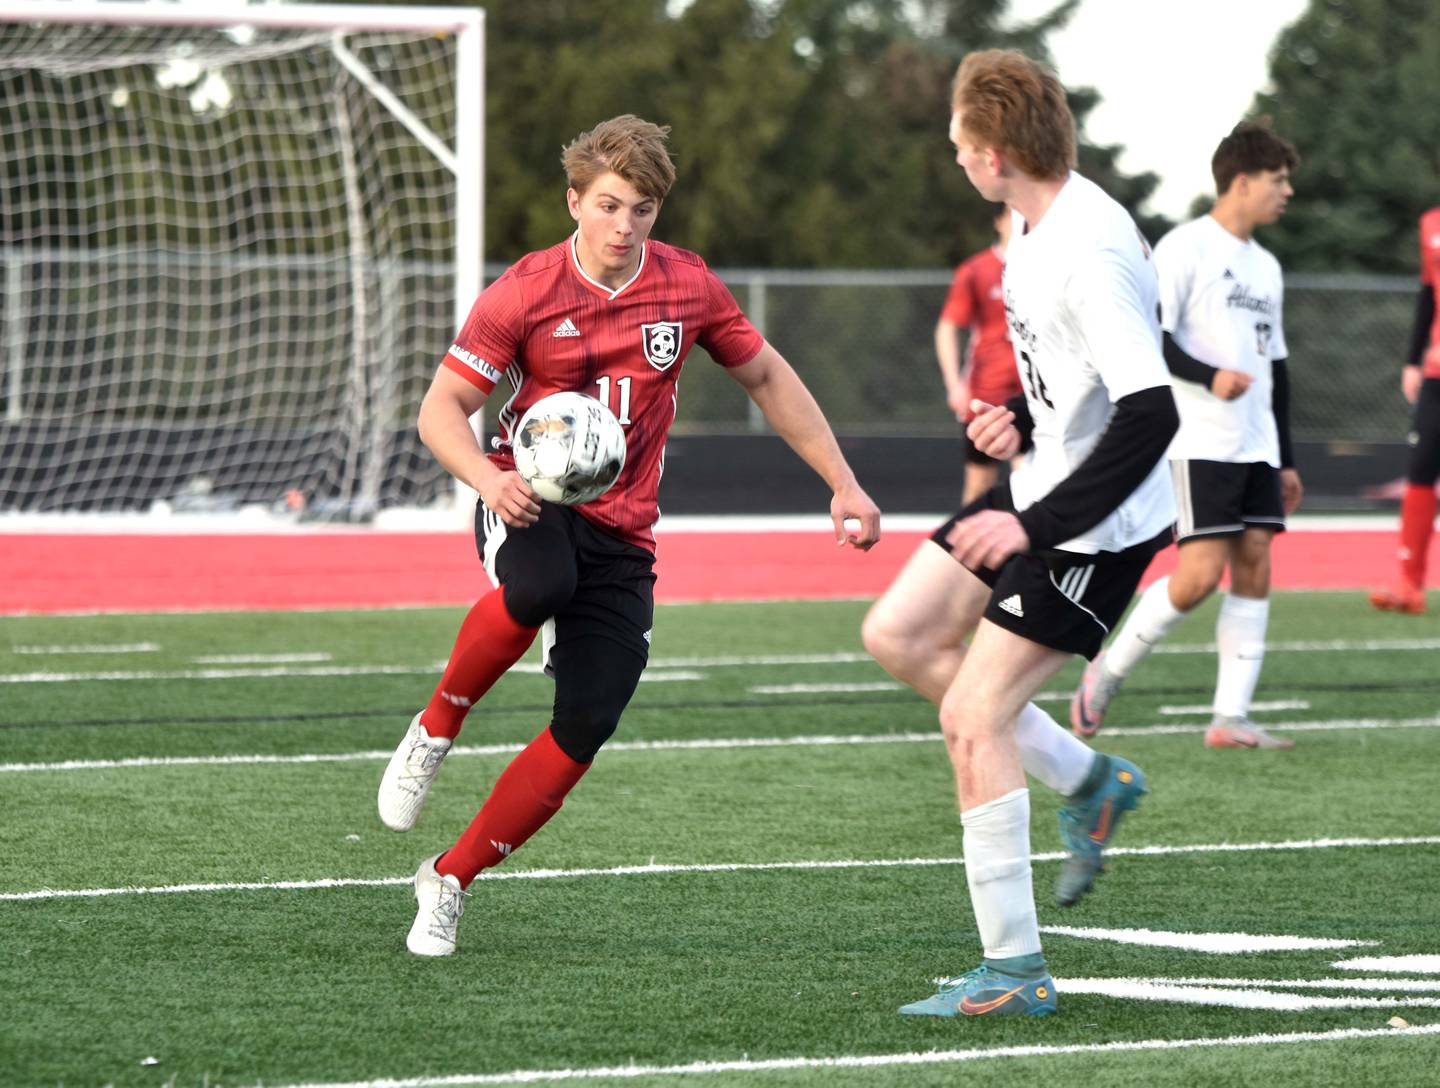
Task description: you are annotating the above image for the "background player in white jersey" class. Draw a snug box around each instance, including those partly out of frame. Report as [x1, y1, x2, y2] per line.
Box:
[1071, 122, 1302, 751]
[862, 49, 1178, 1018]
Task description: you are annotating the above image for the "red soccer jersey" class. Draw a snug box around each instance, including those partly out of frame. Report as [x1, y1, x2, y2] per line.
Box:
[1420, 207, 1440, 376]
[443, 237, 764, 552]
[939, 246, 1022, 408]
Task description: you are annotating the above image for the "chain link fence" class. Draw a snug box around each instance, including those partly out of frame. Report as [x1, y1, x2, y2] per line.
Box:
[684, 270, 1417, 446]
[0, 256, 1418, 512]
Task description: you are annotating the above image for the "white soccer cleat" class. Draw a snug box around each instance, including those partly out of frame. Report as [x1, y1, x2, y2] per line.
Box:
[407, 853, 466, 957]
[1070, 650, 1122, 737]
[1204, 715, 1295, 750]
[378, 713, 452, 832]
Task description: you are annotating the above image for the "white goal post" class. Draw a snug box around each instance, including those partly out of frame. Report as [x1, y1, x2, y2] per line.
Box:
[0, 0, 484, 523]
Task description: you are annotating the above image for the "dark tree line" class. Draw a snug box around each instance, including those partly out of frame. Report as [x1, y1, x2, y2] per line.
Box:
[1247, 0, 1440, 273]
[478, 0, 1166, 267]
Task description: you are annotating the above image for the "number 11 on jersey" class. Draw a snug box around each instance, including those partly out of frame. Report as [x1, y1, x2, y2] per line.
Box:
[594, 375, 633, 425]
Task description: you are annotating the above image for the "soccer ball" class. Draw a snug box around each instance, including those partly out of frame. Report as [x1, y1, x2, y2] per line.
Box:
[512, 391, 627, 505]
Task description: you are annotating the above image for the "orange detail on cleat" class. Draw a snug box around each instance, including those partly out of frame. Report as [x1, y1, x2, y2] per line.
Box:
[1369, 584, 1426, 615]
[959, 986, 1025, 1016]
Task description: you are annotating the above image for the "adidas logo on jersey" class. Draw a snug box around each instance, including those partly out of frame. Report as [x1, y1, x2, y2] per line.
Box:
[1222, 268, 1235, 279]
[998, 594, 1024, 617]
[552, 318, 581, 338]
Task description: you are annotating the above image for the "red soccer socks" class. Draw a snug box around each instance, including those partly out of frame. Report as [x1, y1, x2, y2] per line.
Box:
[1398, 483, 1436, 588]
[436, 726, 590, 886]
[1372, 484, 1435, 614]
[422, 587, 539, 739]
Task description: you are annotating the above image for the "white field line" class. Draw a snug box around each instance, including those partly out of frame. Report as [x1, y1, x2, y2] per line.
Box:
[5, 637, 1440, 684]
[1334, 955, 1440, 974]
[4, 835, 1437, 902]
[1129, 976, 1440, 992]
[191, 652, 333, 664]
[748, 682, 903, 694]
[1102, 716, 1440, 738]
[269, 1024, 1440, 1088]
[1054, 978, 1440, 1012]
[7, 716, 1440, 776]
[1159, 699, 1309, 716]
[1150, 637, 1440, 654]
[9, 642, 160, 655]
[637, 671, 705, 683]
[1038, 925, 1374, 953]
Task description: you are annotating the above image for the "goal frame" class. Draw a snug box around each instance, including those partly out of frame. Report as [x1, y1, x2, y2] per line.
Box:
[0, 0, 486, 524]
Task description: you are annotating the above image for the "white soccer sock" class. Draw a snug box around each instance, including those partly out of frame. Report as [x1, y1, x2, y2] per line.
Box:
[1214, 593, 1270, 718]
[1104, 575, 1188, 678]
[1014, 702, 1096, 795]
[962, 788, 1042, 961]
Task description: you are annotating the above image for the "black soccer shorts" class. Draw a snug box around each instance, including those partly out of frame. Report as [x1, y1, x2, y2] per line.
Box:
[475, 498, 655, 761]
[1405, 377, 1440, 486]
[1170, 459, 1285, 542]
[931, 486, 1169, 660]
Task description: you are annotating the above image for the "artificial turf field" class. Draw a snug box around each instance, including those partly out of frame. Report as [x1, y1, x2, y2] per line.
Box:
[2, 592, 1438, 1086]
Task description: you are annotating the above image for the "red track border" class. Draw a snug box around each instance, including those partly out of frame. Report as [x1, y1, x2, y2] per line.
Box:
[0, 526, 1408, 615]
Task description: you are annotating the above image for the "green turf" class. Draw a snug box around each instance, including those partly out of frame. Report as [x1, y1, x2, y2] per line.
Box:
[1, 592, 1438, 1086]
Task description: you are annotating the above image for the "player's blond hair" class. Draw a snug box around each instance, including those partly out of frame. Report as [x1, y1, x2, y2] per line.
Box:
[562, 115, 676, 201]
[952, 50, 1075, 181]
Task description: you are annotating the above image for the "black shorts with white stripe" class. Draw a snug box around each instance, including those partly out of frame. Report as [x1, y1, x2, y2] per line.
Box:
[931, 486, 1170, 660]
[1170, 459, 1285, 542]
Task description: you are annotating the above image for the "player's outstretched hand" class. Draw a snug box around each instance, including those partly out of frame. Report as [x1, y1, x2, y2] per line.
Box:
[832, 483, 881, 551]
[481, 471, 542, 528]
[1210, 369, 1252, 400]
[1280, 467, 1304, 515]
[966, 400, 1022, 460]
[944, 509, 1029, 570]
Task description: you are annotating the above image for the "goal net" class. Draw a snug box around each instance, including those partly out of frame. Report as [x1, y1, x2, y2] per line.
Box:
[0, 2, 483, 521]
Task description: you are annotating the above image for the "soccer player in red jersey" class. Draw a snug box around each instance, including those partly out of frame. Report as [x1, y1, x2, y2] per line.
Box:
[935, 204, 1024, 503]
[377, 115, 882, 956]
[1371, 207, 1440, 614]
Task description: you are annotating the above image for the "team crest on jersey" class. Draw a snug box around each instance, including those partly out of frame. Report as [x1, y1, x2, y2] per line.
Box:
[641, 321, 682, 371]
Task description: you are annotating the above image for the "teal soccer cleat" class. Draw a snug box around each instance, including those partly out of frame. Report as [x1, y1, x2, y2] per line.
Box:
[899, 965, 1057, 1017]
[1055, 753, 1147, 906]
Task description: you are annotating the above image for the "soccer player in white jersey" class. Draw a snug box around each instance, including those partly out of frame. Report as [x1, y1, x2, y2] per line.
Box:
[862, 49, 1178, 1018]
[1071, 122, 1302, 750]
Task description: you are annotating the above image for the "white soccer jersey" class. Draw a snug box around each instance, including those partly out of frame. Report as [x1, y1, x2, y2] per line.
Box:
[1004, 172, 1175, 555]
[1155, 215, 1288, 465]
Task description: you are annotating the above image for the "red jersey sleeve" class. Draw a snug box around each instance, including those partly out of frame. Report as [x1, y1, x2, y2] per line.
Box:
[698, 267, 764, 368]
[442, 271, 527, 393]
[1421, 209, 1440, 287]
[940, 263, 975, 327]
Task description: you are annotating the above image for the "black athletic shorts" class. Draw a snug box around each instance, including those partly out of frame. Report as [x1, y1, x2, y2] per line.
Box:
[1406, 377, 1440, 486]
[475, 499, 656, 677]
[930, 486, 1169, 660]
[1170, 459, 1285, 542]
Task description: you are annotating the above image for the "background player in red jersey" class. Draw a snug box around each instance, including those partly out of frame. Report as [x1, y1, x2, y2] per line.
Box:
[935, 204, 1024, 503]
[377, 114, 882, 956]
[1370, 207, 1440, 615]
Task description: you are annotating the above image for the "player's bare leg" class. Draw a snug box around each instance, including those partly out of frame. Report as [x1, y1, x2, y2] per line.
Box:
[864, 544, 1097, 796]
[901, 621, 1070, 1017]
[862, 542, 988, 703]
[961, 461, 1000, 507]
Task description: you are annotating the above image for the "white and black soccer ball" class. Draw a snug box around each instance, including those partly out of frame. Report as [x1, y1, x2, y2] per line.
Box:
[512, 391, 627, 506]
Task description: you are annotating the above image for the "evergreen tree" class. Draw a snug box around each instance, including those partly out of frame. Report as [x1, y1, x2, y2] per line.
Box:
[1251, 0, 1440, 272]
[479, 0, 1164, 266]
